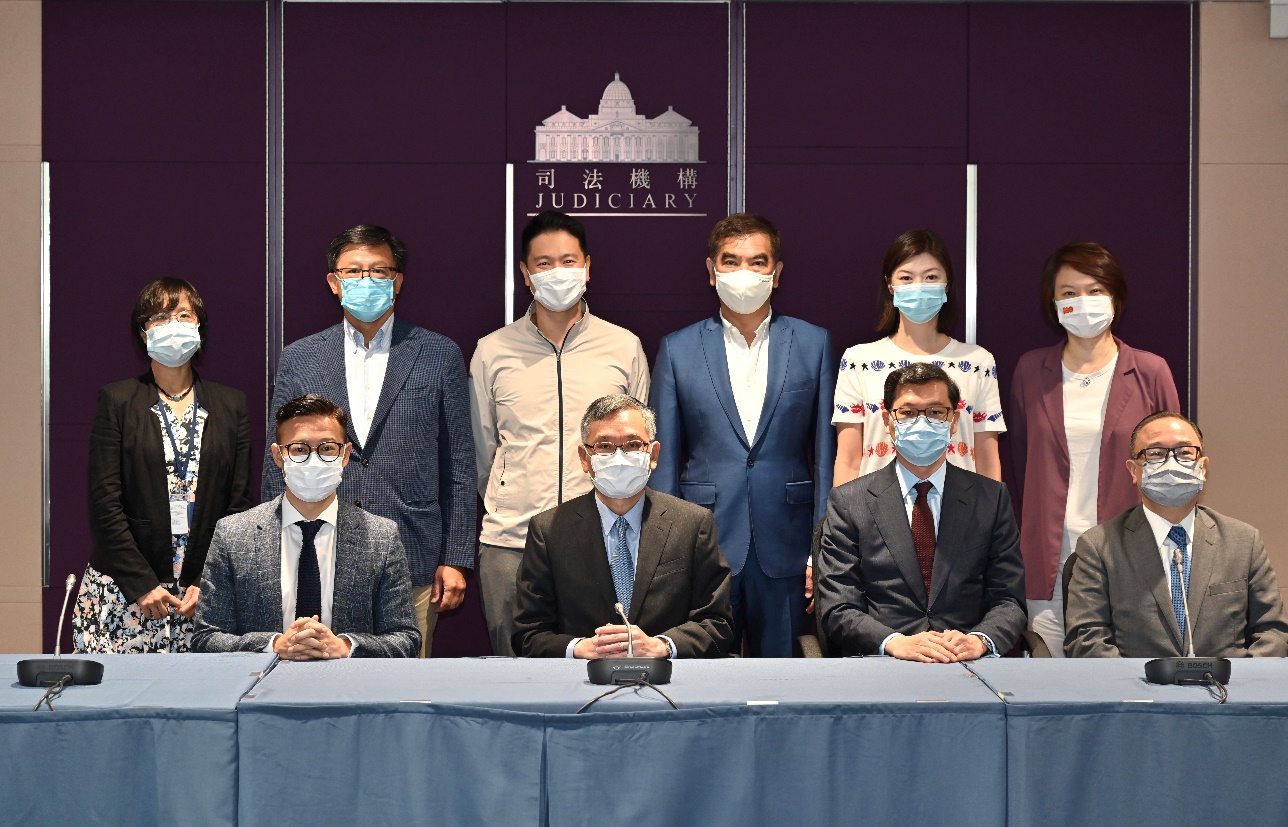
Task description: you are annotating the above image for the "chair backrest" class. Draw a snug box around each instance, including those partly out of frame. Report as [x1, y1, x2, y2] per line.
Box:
[1061, 550, 1079, 619]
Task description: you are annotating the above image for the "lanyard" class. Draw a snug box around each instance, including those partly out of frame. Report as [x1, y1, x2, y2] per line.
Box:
[158, 389, 199, 485]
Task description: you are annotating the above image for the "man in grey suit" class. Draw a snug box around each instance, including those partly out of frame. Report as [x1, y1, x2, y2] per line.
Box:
[1066, 411, 1288, 658]
[513, 395, 734, 659]
[817, 363, 1026, 660]
[195, 395, 420, 658]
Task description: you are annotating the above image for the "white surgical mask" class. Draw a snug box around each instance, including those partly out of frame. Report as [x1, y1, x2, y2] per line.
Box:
[146, 321, 202, 368]
[714, 268, 775, 315]
[529, 266, 587, 312]
[281, 452, 346, 503]
[589, 448, 653, 499]
[1140, 456, 1205, 508]
[1055, 295, 1114, 339]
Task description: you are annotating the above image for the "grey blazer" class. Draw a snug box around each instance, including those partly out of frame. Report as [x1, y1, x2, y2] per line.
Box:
[192, 497, 421, 657]
[1065, 504, 1288, 658]
[816, 462, 1027, 656]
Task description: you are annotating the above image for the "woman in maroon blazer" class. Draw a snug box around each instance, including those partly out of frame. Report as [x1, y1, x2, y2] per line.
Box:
[1009, 242, 1179, 656]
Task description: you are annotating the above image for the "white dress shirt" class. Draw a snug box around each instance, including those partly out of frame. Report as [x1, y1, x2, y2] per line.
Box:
[1141, 505, 1197, 601]
[880, 460, 997, 657]
[271, 496, 353, 656]
[344, 315, 394, 448]
[720, 309, 772, 441]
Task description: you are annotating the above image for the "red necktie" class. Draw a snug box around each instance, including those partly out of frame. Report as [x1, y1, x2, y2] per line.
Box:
[911, 481, 936, 603]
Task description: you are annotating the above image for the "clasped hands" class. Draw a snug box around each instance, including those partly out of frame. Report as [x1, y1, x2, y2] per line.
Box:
[273, 615, 352, 661]
[573, 623, 669, 660]
[885, 629, 988, 662]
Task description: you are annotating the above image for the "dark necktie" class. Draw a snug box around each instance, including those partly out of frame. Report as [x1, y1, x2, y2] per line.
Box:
[911, 481, 936, 603]
[1167, 525, 1191, 644]
[295, 519, 324, 620]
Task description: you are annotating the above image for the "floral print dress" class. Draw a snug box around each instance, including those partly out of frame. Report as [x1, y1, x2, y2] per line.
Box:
[73, 398, 207, 653]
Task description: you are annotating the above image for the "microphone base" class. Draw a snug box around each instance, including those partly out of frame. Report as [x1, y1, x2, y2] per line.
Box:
[587, 657, 672, 686]
[17, 658, 104, 687]
[1144, 657, 1231, 686]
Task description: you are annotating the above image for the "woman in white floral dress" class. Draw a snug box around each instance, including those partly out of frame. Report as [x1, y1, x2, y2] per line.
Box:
[73, 279, 251, 653]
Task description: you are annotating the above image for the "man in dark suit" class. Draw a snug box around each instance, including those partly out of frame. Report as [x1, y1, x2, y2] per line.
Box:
[817, 363, 1026, 660]
[513, 395, 733, 659]
[650, 213, 836, 657]
[195, 395, 420, 658]
[263, 225, 474, 657]
[1066, 411, 1288, 658]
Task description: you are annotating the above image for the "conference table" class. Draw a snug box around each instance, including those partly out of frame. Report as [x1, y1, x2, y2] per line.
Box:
[236, 657, 1008, 827]
[968, 658, 1288, 827]
[0, 652, 275, 826]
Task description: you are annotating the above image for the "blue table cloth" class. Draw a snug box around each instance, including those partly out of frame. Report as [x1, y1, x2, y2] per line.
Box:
[237, 657, 1008, 827]
[967, 658, 1288, 827]
[0, 652, 274, 826]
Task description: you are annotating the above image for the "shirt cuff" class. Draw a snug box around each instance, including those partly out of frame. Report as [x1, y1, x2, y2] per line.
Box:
[878, 632, 898, 656]
[969, 631, 999, 658]
[657, 635, 678, 660]
[340, 634, 357, 658]
[266, 633, 280, 654]
[566, 638, 582, 659]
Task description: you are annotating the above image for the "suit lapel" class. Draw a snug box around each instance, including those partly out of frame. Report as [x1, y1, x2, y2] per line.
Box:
[628, 492, 671, 623]
[319, 325, 361, 447]
[257, 498, 285, 631]
[699, 316, 750, 448]
[331, 503, 363, 632]
[1185, 508, 1218, 639]
[1038, 344, 1069, 465]
[574, 496, 621, 617]
[868, 465, 927, 605]
[928, 466, 970, 609]
[1099, 338, 1134, 460]
[750, 318, 792, 450]
[365, 318, 422, 451]
[1125, 506, 1184, 652]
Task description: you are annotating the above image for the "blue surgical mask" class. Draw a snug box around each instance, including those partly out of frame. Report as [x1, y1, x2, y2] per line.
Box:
[892, 283, 947, 325]
[340, 277, 395, 323]
[893, 416, 952, 467]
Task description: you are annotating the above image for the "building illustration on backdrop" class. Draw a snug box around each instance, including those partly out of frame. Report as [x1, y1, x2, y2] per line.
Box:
[534, 73, 700, 163]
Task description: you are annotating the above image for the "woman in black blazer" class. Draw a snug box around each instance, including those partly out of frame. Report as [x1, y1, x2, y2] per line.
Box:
[72, 278, 252, 653]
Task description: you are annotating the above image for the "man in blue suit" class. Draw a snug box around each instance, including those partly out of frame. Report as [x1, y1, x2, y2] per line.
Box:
[263, 225, 475, 657]
[650, 214, 837, 656]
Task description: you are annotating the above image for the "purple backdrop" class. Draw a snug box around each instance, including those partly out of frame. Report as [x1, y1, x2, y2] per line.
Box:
[41, 0, 1191, 655]
[43, 0, 267, 653]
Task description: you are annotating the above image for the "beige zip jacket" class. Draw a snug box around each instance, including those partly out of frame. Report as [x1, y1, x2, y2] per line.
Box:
[469, 303, 650, 549]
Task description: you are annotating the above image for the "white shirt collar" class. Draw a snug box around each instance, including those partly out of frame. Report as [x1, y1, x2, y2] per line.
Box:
[281, 493, 340, 530]
[893, 458, 948, 502]
[720, 308, 772, 346]
[1141, 504, 1197, 551]
[343, 315, 395, 353]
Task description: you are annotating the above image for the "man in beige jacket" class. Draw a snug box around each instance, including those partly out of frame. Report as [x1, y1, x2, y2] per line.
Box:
[469, 211, 650, 655]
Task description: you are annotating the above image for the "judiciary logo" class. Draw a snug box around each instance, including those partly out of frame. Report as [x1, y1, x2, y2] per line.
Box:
[528, 73, 704, 217]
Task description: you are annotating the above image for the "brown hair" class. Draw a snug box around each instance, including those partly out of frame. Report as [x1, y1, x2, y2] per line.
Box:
[274, 394, 350, 443]
[707, 213, 782, 262]
[875, 230, 957, 338]
[131, 278, 208, 356]
[1041, 242, 1128, 331]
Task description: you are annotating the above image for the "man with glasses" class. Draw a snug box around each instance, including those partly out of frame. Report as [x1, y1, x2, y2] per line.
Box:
[1065, 411, 1288, 657]
[816, 363, 1026, 660]
[195, 395, 420, 658]
[264, 225, 474, 657]
[512, 395, 733, 658]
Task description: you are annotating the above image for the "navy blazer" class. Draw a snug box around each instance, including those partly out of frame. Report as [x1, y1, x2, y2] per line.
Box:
[649, 313, 837, 579]
[263, 318, 476, 586]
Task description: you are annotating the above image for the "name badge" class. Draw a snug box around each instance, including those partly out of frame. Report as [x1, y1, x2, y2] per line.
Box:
[170, 500, 191, 535]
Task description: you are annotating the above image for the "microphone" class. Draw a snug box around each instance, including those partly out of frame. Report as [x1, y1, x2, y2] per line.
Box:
[1172, 549, 1195, 658]
[18, 573, 105, 688]
[586, 601, 673, 686]
[615, 601, 634, 658]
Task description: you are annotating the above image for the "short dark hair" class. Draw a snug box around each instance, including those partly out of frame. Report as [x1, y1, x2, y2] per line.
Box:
[580, 394, 657, 442]
[875, 230, 958, 338]
[1041, 242, 1128, 331]
[274, 394, 349, 443]
[326, 225, 407, 273]
[131, 277, 208, 356]
[1129, 411, 1203, 456]
[882, 362, 961, 412]
[707, 213, 782, 262]
[521, 211, 588, 260]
